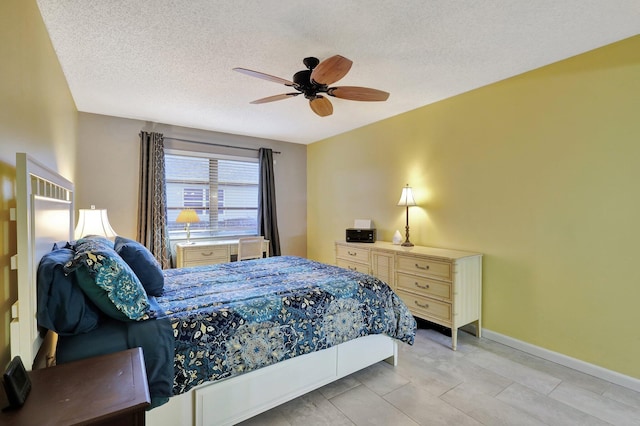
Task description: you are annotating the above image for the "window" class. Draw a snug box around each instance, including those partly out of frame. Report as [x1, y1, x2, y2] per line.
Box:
[165, 152, 259, 239]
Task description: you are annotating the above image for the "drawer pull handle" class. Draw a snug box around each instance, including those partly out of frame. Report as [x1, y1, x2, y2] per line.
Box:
[415, 263, 430, 270]
[348, 251, 358, 257]
[201, 251, 214, 256]
[348, 266, 357, 271]
[415, 282, 430, 289]
[414, 301, 429, 309]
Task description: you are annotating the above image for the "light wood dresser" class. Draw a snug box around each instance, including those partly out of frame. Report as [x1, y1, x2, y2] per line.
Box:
[335, 241, 482, 350]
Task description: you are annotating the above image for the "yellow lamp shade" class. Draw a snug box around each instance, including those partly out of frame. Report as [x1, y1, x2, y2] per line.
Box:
[176, 209, 200, 224]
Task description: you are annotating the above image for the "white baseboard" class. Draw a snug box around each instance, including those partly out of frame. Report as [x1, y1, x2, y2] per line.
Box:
[482, 329, 640, 393]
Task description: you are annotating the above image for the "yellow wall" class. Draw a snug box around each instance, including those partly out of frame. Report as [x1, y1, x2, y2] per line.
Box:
[0, 0, 78, 368]
[308, 35, 640, 378]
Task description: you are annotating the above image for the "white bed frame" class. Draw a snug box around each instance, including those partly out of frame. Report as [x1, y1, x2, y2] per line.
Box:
[12, 152, 400, 426]
[11, 153, 74, 367]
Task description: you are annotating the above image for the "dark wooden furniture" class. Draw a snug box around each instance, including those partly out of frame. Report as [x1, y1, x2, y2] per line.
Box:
[1, 348, 150, 425]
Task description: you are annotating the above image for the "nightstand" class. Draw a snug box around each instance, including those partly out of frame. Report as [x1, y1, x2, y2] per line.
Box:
[176, 241, 230, 267]
[0, 347, 150, 425]
[175, 239, 270, 267]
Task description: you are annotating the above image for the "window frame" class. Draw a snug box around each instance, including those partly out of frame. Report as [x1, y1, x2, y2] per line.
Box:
[165, 148, 260, 242]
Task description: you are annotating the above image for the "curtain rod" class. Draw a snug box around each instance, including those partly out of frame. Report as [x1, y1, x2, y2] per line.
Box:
[163, 136, 281, 154]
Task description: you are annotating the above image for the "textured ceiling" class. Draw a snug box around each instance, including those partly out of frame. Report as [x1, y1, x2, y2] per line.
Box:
[37, 1, 639, 144]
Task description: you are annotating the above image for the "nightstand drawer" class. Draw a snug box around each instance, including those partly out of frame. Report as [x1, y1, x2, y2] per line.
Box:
[397, 290, 452, 323]
[396, 254, 452, 281]
[397, 272, 452, 301]
[336, 258, 370, 274]
[179, 245, 229, 267]
[336, 244, 370, 263]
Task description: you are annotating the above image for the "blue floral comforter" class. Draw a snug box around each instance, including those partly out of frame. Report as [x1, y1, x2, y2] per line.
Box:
[157, 256, 416, 395]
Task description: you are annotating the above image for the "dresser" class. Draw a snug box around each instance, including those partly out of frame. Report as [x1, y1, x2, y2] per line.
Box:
[0, 348, 150, 425]
[176, 239, 270, 267]
[336, 241, 482, 350]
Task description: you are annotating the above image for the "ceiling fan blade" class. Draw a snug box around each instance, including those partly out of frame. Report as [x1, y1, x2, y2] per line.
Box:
[309, 96, 333, 117]
[233, 67, 295, 86]
[310, 55, 353, 85]
[250, 93, 300, 104]
[327, 86, 390, 102]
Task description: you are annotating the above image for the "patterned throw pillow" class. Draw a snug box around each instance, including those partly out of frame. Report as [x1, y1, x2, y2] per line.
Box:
[64, 236, 150, 321]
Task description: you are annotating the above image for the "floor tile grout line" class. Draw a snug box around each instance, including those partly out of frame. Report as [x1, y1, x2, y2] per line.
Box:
[547, 378, 563, 396]
[238, 329, 640, 425]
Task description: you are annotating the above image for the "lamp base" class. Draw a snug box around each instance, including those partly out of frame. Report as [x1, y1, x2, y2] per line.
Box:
[184, 224, 195, 244]
[402, 223, 413, 247]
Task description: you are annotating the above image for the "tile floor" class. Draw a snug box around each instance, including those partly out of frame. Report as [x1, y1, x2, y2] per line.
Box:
[239, 326, 640, 425]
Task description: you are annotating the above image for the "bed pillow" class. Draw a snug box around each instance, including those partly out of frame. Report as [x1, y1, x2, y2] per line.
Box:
[74, 265, 131, 322]
[37, 248, 100, 335]
[77, 234, 114, 248]
[114, 236, 164, 296]
[64, 237, 150, 321]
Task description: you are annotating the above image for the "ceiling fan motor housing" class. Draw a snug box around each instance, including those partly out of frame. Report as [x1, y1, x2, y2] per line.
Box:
[303, 57, 320, 70]
[293, 69, 327, 99]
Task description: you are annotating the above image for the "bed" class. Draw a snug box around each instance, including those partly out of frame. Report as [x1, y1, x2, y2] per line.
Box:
[11, 152, 417, 426]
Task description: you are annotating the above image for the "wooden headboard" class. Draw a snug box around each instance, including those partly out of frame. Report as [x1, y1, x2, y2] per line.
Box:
[11, 153, 74, 369]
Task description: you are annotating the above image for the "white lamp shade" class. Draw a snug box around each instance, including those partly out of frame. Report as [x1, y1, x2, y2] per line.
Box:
[75, 207, 117, 239]
[397, 185, 417, 207]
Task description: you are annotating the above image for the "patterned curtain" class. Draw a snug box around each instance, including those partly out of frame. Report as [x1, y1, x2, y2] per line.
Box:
[258, 148, 281, 256]
[138, 131, 171, 268]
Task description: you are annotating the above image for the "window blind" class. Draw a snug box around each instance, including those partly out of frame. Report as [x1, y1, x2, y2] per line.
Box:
[165, 153, 259, 238]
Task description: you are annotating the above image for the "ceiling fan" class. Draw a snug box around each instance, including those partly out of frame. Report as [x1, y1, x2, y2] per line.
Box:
[233, 55, 390, 117]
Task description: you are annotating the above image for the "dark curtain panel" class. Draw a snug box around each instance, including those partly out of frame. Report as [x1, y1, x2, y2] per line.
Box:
[138, 131, 171, 268]
[258, 148, 281, 256]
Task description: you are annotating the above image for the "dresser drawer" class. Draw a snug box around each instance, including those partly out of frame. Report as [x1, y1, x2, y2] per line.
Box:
[396, 272, 452, 301]
[336, 244, 370, 263]
[336, 258, 370, 274]
[397, 290, 452, 323]
[396, 254, 451, 281]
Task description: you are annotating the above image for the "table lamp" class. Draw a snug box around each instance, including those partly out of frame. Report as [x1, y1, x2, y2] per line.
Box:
[397, 184, 417, 247]
[74, 205, 117, 239]
[176, 209, 200, 244]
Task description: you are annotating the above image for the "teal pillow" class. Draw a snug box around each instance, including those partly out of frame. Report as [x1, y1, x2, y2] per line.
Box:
[74, 266, 131, 322]
[64, 237, 150, 321]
